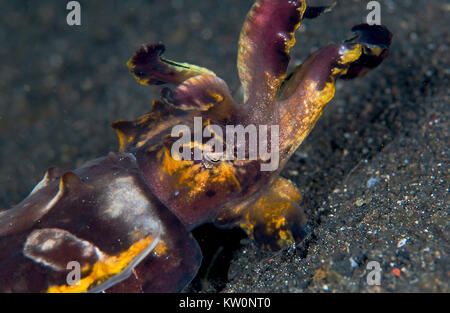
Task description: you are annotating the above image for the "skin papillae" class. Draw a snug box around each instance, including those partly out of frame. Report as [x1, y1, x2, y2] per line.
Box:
[0, 0, 391, 293]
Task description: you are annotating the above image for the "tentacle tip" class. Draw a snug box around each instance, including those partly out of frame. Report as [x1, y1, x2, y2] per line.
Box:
[303, 2, 337, 19]
[128, 43, 165, 69]
[127, 43, 166, 85]
[350, 23, 393, 48]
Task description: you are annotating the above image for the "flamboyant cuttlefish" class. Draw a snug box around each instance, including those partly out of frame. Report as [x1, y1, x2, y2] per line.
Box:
[0, 0, 391, 292]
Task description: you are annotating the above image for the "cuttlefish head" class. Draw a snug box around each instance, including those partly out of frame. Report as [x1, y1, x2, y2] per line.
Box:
[112, 0, 391, 229]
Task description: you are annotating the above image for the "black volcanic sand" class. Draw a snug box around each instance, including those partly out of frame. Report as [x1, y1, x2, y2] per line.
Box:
[0, 0, 448, 292]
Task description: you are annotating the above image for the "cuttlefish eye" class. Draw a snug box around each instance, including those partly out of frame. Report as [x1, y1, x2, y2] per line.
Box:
[202, 151, 224, 168]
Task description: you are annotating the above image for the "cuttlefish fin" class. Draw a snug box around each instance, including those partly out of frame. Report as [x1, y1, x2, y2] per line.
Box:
[0, 170, 80, 237]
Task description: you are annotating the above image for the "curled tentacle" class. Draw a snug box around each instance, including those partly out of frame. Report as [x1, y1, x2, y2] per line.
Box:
[278, 23, 392, 155]
[127, 43, 215, 86]
[279, 24, 392, 100]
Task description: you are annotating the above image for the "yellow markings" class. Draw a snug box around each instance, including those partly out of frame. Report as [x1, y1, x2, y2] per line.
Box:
[272, 177, 301, 202]
[114, 128, 128, 152]
[136, 113, 151, 125]
[325, 1, 337, 13]
[161, 143, 211, 195]
[114, 129, 134, 152]
[47, 236, 153, 293]
[236, 177, 302, 250]
[210, 92, 224, 103]
[294, 80, 335, 144]
[159, 138, 241, 197]
[126, 58, 135, 71]
[178, 163, 209, 191]
[283, 0, 307, 55]
[161, 146, 193, 175]
[166, 60, 216, 78]
[240, 195, 296, 248]
[239, 223, 254, 236]
[175, 160, 240, 196]
[339, 44, 363, 65]
[135, 77, 150, 86]
[138, 118, 184, 149]
[127, 57, 151, 86]
[308, 80, 336, 107]
[154, 241, 167, 256]
[211, 162, 241, 191]
[263, 71, 285, 103]
[274, 216, 287, 229]
[203, 118, 211, 127]
[277, 229, 294, 248]
[368, 45, 383, 56]
[281, 79, 336, 153]
[332, 67, 349, 76]
[137, 140, 147, 148]
[174, 76, 229, 111]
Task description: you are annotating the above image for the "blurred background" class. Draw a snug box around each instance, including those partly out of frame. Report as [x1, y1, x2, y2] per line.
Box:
[0, 0, 448, 292]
